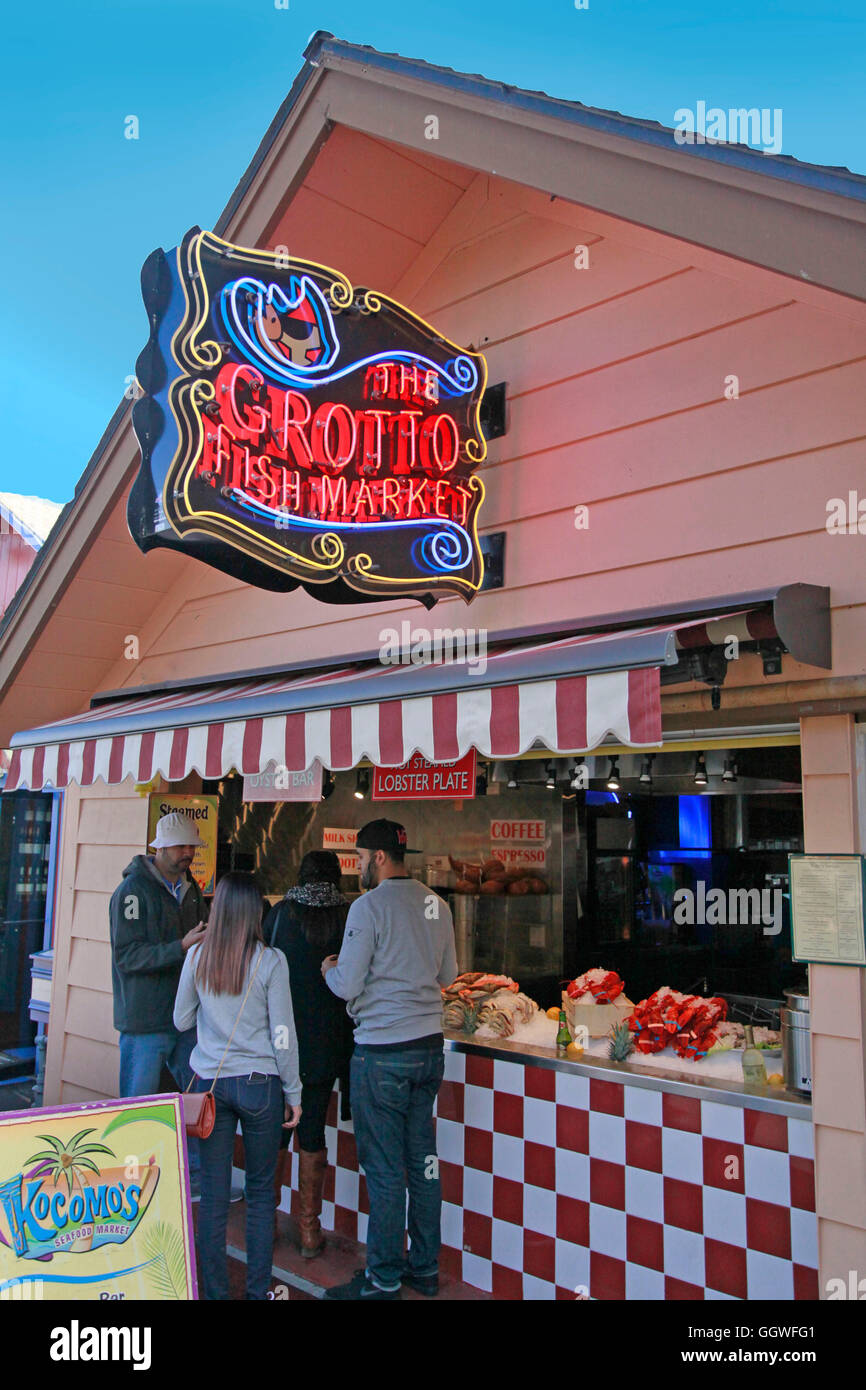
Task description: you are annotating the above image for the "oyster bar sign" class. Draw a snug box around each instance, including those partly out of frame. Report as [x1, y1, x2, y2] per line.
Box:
[129, 229, 489, 605]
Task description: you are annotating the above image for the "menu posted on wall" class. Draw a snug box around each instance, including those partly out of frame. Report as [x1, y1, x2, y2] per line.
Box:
[789, 854, 866, 966]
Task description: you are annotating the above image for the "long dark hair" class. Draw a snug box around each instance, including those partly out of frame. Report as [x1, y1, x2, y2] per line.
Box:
[195, 872, 264, 996]
[291, 851, 347, 951]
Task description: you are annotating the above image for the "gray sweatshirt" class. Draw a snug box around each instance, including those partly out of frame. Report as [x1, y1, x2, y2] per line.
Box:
[325, 878, 458, 1045]
[173, 944, 302, 1105]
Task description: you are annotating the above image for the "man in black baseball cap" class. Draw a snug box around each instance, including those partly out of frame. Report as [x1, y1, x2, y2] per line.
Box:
[321, 817, 457, 1300]
[354, 818, 420, 881]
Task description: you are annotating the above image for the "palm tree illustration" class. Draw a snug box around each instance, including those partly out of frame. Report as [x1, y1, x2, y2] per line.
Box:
[25, 1130, 116, 1197]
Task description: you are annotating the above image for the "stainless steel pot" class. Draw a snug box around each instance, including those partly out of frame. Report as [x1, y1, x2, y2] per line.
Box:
[784, 985, 810, 1011]
[781, 986, 812, 1093]
[425, 866, 451, 889]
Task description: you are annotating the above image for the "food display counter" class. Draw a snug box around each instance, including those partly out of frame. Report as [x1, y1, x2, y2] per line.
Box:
[431, 1032, 816, 1300]
[414, 965, 814, 1299]
[225, 755, 819, 1300]
[271, 1017, 817, 1302]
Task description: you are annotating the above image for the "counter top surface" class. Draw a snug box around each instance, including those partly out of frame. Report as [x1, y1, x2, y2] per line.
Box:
[443, 1030, 811, 1116]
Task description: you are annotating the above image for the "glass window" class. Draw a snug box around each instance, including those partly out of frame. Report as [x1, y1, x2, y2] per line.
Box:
[205, 769, 564, 996]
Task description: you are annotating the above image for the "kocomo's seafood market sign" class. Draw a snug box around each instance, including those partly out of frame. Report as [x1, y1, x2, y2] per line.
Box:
[129, 229, 489, 605]
[0, 1096, 196, 1299]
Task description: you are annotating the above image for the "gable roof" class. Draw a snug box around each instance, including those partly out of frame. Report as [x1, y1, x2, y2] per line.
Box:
[1, 32, 864, 741]
[300, 34, 866, 200]
[0, 494, 65, 551]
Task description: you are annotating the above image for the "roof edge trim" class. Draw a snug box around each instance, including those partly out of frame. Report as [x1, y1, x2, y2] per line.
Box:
[307, 32, 866, 204]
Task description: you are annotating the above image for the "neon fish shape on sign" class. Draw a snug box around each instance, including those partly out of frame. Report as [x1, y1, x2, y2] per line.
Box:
[221, 275, 340, 381]
[128, 228, 489, 606]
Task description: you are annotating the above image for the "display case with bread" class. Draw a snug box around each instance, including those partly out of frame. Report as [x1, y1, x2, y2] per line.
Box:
[449, 855, 549, 895]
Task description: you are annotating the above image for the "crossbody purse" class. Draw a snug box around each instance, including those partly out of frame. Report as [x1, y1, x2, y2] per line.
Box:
[183, 948, 266, 1138]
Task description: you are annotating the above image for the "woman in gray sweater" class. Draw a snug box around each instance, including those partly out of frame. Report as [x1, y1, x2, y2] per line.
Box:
[174, 872, 302, 1300]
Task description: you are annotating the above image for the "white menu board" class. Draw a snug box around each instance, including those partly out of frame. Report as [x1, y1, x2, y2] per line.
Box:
[790, 854, 866, 966]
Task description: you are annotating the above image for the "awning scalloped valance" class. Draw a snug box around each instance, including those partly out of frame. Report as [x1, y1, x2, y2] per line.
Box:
[6, 585, 830, 792]
[5, 667, 660, 791]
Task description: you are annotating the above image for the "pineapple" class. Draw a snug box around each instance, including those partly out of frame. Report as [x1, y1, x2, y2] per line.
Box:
[608, 1020, 634, 1062]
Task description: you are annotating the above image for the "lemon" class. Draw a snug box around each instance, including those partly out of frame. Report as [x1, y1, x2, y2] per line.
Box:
[768, 1073, 784, 1086]
[566, 1042, 584, 1060]
[546, 1006, 561, 1021]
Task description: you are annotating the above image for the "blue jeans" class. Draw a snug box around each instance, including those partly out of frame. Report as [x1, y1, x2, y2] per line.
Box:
[350, 1046, 445, 1291]
[195, 1073, 283, 1300]
[118, 1028, 200, 1180]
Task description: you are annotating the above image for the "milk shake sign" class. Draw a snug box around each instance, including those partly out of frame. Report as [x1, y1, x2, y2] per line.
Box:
[0, 1096, 196, 1300]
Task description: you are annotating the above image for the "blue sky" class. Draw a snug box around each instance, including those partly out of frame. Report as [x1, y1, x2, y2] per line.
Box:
[2, 0, 863, 504]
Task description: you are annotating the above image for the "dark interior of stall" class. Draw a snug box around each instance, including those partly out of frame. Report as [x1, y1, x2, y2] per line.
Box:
[203, 741, 802, 1022]
[204, 767, 565, 1003]
[578, 744, 803, 1020]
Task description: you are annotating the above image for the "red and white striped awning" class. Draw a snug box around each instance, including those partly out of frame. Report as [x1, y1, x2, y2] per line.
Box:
[6, 630, 672, 792]
[4, 585, 830, 793]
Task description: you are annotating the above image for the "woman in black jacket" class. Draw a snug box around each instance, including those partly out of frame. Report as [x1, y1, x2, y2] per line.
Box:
[264, 850, 353, 1258]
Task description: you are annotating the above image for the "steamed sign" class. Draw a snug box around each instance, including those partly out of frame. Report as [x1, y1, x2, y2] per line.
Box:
[0, 1096, 196, 1300]
[129, 229, 489, 605]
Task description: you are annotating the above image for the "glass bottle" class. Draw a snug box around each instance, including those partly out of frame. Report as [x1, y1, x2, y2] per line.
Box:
[741, 1025, 767, 1087]
[556, 1009, 572, 1050]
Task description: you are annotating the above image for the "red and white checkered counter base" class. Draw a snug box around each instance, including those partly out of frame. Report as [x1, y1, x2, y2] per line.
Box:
[275, 1047, 817, 1301]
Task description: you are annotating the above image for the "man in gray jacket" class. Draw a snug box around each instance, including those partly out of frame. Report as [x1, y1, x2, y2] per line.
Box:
[322, 819, 457, 1301]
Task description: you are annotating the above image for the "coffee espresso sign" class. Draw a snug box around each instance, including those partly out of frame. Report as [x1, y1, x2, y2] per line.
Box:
[129, 229, 489, 604]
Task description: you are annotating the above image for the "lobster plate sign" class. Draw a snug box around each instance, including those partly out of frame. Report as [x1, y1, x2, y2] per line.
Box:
[129, 229, 489, 605]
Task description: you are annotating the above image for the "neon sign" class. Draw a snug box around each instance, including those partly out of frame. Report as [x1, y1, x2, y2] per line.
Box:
[129, 229, 489, 604]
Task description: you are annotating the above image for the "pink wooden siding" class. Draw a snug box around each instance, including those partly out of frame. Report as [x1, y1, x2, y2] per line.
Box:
[42, 774, 202, 1106]
[4, 141, 865, 740]
[8, 121, 863, 1297]
[29, 144, 866, 1121]
[800, 715, 866, 1291]
[88, 172, 866, 695]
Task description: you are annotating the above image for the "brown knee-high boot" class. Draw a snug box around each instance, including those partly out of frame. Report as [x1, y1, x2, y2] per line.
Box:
[297, 1148, 327, 1258]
